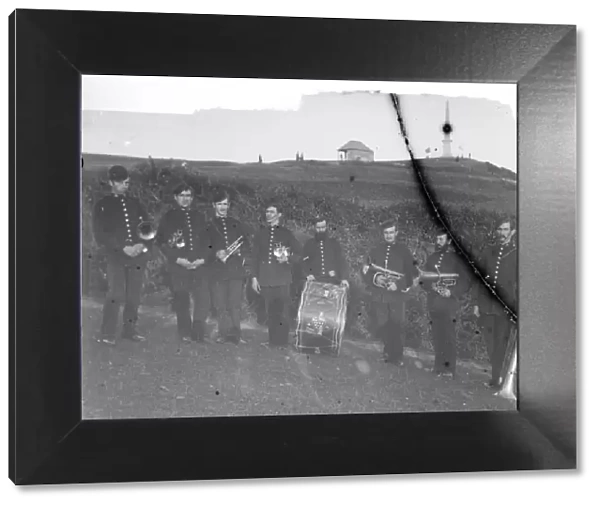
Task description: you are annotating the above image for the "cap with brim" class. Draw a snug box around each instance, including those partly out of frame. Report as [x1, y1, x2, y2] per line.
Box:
[108, 165, 129, 182]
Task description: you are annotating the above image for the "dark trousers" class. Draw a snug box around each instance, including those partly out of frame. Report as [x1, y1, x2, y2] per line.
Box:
[262, 285, 291, 345]
[480, 313, 513, 384]
[372, 299, 406, 362]
[430, 310, 457, 373]
[245, 279, 267, 325]
[101, 260, 145, 338]
[212, 279, 243, 341]
[172, 277, 211, 340]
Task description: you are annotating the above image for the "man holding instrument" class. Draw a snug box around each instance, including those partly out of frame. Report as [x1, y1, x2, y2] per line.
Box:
[207, 188, 251, 344]
[250, 201, 302, 347]
[93, 165, 153, 346]
[302, 217, 350, 289]
[473, 216, 517, 391]
[422, 228, 469, 379]
[362, 219, 419, 365]
[156, 183, 212, 343]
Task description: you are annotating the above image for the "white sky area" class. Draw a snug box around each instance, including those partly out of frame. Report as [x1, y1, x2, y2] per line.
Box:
[82, 76, 516, 170]
[83, 76, 516, 116]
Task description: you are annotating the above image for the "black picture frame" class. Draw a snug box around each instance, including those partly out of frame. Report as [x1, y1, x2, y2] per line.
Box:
[9, 9, 577, 485]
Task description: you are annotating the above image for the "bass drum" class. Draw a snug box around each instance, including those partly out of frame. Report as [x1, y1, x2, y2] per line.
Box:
[294, 280, 348, 355]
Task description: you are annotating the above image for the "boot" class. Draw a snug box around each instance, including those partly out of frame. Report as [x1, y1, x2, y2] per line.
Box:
[121, 323, 146, 342]
[96, 333, 116, 346]
[172, 291, 191, 340]
[383, 322, 405, 365]
[192, 320, 206, 342]
[226, 327, 241, 344]
[177, 315, 193, 343]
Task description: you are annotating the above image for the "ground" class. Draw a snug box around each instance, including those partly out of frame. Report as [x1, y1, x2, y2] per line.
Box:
[82, 297, 514, 419]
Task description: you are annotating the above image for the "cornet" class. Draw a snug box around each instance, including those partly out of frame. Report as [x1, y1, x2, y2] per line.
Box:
[222, 236, 244, 262]
[273, 242, 291, 262]
[168, 229, 186, 249]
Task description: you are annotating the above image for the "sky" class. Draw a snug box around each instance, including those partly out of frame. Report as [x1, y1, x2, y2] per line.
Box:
[82, 76, 516, 171]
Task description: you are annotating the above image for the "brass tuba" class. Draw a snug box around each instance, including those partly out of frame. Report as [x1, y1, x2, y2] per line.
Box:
[496, 323, 518, 400]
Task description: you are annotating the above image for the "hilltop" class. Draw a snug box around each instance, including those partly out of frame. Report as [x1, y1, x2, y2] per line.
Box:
[83, 153, 515, 212]
[84, 152, 515, 178]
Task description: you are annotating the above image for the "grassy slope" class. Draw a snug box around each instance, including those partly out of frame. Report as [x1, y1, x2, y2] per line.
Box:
[83, 153, 516, 212]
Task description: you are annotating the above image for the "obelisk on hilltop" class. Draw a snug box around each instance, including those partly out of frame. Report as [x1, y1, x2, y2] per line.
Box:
[441, 100, 453, 158]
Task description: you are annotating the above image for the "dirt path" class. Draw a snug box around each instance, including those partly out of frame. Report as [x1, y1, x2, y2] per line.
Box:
[81, 298, 514, 419]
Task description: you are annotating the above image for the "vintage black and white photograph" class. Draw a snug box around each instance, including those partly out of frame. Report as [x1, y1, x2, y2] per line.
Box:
[81, 76, 517, 419]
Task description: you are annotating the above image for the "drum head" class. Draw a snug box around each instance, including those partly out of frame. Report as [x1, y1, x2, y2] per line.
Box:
[295, 280, 348, 355]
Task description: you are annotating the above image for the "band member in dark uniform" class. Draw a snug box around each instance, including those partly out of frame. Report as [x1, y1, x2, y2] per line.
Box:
[156, 183, 212, 343]
[473, 216, 517, 390]
[250, 202, 302, 347]
[302, 217, 350, 289]
[422, 229, 470, 378]
[207, 189, 252, 344]
[93, 165, 152, 345]
[362, 219, 419, 364]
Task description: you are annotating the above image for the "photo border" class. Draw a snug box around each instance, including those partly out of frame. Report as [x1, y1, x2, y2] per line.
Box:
[9, 9, 577, 485]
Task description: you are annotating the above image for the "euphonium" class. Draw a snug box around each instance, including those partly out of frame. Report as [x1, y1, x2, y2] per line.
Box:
[368, 262, 404, 290]
[418, 266, 459, 295]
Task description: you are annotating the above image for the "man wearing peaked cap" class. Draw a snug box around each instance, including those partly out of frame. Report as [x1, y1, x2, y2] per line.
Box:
[302, 216, 349, 288]
[92, 165, 152, 345]
[155, 183, 213, 343]
[422, 228, 470, 379]
[473, 216, 517, 390]
[207, 188, 252, 345]
[250, 201, 302, 347]
[361, 218, 419, 365]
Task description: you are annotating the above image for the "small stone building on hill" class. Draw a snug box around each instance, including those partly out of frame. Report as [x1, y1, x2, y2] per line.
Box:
[337, 140, 374, 162]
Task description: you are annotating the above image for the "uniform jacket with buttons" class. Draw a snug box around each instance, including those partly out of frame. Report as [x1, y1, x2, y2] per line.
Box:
[363, 241, 419, 302]
[251, 224, 302, 287]
[206, 214, 252, 281]
[302, 235, 349, 284]
[155, 206, 213, 267]
[475, 238, 517, 316]
[93, 193, 151, 265]
[422, 245, 470, 313]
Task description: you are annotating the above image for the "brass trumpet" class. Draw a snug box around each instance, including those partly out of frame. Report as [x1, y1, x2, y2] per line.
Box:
[222, 235, 244, 262]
